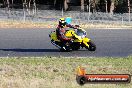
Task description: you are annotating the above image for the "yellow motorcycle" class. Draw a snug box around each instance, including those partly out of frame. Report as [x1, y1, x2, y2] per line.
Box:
[49, 28, 96, 52]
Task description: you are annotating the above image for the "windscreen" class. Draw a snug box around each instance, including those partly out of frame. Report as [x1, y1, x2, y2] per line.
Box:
[76, 29, 86, 37]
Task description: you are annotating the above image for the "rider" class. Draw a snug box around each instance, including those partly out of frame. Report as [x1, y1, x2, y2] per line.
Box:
[56, 17, 75, 42]
[56, 17, 79, 50]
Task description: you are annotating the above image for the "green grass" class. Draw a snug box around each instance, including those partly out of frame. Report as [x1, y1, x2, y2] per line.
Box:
[0, 56, 132, 88]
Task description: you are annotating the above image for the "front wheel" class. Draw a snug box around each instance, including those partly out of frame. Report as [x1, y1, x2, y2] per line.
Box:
[86, 41, 96, 51]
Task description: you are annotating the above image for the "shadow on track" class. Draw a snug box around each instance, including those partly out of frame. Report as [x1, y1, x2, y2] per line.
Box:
[0, 49, 60, 52]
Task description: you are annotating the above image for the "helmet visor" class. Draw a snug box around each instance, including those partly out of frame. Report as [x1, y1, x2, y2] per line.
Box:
[61, 20, 65, 23]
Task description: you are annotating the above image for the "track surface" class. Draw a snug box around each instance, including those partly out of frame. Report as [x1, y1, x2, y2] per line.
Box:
[0, 28, 132, 57]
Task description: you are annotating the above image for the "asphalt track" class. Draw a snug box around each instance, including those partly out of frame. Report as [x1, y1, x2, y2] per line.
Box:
[0, 28, 132, 57]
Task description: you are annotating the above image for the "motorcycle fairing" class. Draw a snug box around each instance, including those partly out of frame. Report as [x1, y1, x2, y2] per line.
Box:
[82, 38, 91, 48]
[50, 31, 60, 42]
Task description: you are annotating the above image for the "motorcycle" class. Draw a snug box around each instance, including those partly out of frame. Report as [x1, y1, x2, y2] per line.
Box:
[49, 27, 96, 52]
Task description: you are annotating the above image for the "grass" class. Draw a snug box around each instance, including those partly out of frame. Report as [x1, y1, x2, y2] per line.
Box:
[0, 20, 56, 28]
[0, 56, 132, 88]
[0, 20, 132, 29]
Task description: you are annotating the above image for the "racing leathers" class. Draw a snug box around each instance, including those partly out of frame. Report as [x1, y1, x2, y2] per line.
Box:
[56, 23, 75, 42]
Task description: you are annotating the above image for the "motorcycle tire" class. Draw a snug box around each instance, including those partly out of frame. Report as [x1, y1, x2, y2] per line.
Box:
[87, 41, 96, 51]
[60, 45, 71, 52]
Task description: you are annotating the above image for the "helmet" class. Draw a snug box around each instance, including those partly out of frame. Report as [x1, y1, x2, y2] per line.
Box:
[59, 18, 66, 28]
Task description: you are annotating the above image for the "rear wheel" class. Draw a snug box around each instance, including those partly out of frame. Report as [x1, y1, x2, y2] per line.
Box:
[60, 42, 71, 52]
[60, 46, 71, 52]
